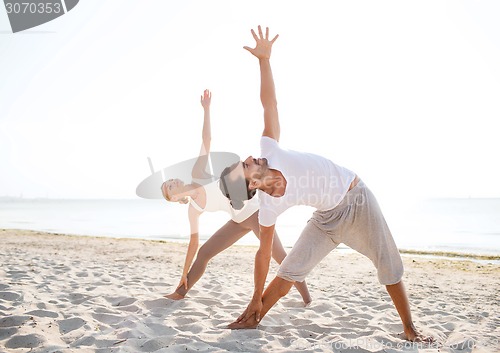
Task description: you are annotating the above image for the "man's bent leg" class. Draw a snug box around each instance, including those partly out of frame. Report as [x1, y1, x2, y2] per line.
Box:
[341, 183, 433, 342]
[271, 234, 312, 305]
[228, 276, 294, 329]
[229, 220, 337, 329]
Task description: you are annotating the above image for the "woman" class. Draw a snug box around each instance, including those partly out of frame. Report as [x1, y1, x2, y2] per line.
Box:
[162, 89, 311, 305]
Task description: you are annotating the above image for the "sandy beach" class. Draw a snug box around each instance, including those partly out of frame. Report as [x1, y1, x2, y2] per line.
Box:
[0, 229, 499, 353]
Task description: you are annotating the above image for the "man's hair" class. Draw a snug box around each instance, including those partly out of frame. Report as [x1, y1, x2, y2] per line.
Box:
[219, 163, 256, 210]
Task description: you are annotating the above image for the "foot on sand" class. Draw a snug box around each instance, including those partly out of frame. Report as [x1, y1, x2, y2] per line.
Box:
[164, 292, 184, 300]
[403, 324, 435, 343]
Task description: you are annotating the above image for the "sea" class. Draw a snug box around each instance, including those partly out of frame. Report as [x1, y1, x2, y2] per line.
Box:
[1, 198, 499, 257]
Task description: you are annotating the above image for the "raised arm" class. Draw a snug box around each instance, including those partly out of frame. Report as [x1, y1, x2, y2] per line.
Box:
[244, 26, 280, 141]
[228, 26, 280, 324]
[192, 89, 213, 179]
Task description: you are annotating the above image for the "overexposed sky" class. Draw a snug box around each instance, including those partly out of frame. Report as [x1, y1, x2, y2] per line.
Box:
[1, 0, 499, 202]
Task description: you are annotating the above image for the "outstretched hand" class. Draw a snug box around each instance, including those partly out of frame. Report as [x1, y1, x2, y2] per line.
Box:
[243, 25, 279, 60]
[237, 297, 263, 323]
[200, 89, 211, 110]
[227, 297, 262, 329]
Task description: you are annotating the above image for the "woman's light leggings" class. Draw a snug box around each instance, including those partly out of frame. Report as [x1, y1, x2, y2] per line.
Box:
[175, 211, 311, 303]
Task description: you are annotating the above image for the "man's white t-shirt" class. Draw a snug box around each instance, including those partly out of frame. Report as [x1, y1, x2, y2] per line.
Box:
[258, 136, 356, 227]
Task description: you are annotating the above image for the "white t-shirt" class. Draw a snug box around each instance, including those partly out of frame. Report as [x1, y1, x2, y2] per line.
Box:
[258, 136, 356, 227]
[190, 180, 259, 223]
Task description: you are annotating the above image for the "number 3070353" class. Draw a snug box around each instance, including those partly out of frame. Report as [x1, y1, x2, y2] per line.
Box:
[5, 2, 62, 14]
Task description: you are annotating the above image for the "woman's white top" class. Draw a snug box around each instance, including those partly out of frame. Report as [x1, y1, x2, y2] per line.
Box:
[190, 180, 259, 223]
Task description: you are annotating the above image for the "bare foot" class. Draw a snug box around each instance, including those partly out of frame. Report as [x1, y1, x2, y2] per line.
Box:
[403, 324, 435, 343]
[227, 316, 259, 330]
[296, 280, 312, 307]
[164, 292, 184, 300]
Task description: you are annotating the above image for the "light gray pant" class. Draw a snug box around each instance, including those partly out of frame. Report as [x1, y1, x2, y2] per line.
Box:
[277, 181, 404, 285]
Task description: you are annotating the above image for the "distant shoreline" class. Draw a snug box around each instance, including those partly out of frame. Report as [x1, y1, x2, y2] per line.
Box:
[2, 198, 499, 260]
[398, 248, 500, 261]
[2, 228, 499, 262]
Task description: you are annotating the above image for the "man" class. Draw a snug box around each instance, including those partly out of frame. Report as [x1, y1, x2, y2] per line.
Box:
[222, 25, 431, 342]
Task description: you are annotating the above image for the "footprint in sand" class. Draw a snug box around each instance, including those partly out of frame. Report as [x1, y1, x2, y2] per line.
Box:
[282, 300, 310, 309]
[67, 293, 93, 305]
[104, 296, 137, 307]
[54, 265, 71, 275]
[92, 313, 124, 326]
[290, 318, 313, 326]
[374, 303, 394, 311]
[117, 304, 140, 312]
[146, 323, 177, 336]
[0, 315, 31, 328]
[6, 270, 28, 277]
[196, 298, 221, 307]
[4, 334, 45, 349]
[139, 337, 174, 352]
[72, 335, 96, 347]
[0, 291, 21, 301]
[143, 298, 171, 310]
[143, 282, 166, 287]
[220, 304, 243, 310]
[173, 317, 198, 326]
[25, 309, 59, 318]
[0, 327, 18, 340]
[57, 317, 86, 334]
[36, 303, 47, 310]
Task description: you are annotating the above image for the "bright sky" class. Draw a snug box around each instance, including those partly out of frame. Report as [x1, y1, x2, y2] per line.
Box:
[1, 0, 499, 204]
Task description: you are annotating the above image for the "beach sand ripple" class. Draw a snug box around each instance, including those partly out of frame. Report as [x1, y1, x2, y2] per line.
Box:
[0, 229, 499, 353]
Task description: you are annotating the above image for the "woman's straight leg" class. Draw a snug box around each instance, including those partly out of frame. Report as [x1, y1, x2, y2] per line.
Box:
[174, 219, 250, 297]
